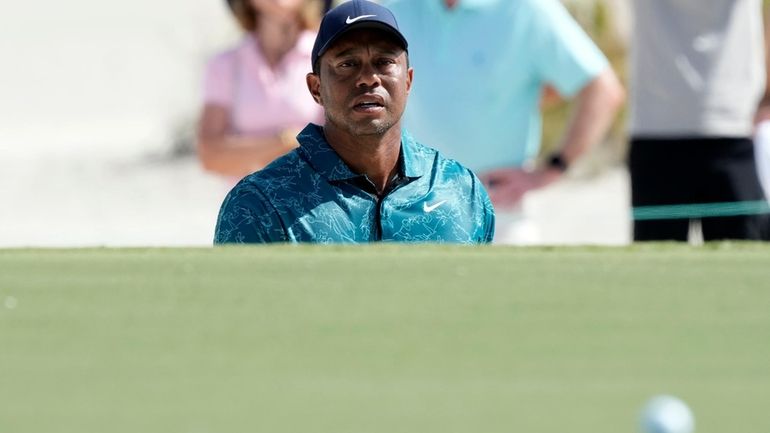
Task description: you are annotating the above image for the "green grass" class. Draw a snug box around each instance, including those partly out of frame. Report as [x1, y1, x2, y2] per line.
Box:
[1, 245, 769, 433]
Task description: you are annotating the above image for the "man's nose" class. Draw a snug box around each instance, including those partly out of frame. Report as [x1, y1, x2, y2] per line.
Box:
[356, 61, 381, 88]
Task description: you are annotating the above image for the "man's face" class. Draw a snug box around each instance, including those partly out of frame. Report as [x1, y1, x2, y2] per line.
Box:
[307, 28, 413, 137]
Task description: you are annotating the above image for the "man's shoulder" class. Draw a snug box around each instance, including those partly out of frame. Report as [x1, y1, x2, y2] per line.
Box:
[230, 151, 308, 201]
[407, 136, 476, 180]
[434, 152, 477, 182]
[406, 136, 438, 160]
[256, 149, 306, 176]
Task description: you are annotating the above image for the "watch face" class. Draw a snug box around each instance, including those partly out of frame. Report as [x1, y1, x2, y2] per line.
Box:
[548, 154, 567, 171]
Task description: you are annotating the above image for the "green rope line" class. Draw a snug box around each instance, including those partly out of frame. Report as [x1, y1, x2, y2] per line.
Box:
[633, 200, 770, 221]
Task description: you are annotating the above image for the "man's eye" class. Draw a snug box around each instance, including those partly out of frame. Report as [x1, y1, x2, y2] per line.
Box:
[377, 58, 396, 66]
[338, 61, 356, 68]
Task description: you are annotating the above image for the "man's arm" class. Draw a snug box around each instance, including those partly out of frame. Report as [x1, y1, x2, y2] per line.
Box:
[480, 66, 625, 208]
[555, 66, 625, 166]
[197, 104, 299, 178]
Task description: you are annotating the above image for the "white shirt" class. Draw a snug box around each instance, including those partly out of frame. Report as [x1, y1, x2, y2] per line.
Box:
[630, 0, 766, 137]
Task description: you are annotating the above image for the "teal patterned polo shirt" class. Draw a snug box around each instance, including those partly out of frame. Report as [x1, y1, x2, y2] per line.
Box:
[214, 124, 495, 244]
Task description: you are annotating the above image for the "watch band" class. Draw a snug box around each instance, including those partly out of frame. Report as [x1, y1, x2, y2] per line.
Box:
[547, 152, 568, 172]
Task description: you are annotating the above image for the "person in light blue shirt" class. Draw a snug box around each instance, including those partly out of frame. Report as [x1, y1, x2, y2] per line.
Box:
[384, 0, 624, 242]
[214, 0, 495, 244]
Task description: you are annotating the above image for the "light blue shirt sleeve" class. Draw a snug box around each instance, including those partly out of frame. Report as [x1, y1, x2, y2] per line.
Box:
[526, 0, 609, 97]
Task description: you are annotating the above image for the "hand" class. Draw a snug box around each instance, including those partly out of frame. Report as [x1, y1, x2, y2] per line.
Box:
[479, 167, 562, 209]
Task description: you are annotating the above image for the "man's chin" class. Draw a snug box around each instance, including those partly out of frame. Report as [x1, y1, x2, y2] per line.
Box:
[350, 120, 394, 136]
[326, 114, 397, 137]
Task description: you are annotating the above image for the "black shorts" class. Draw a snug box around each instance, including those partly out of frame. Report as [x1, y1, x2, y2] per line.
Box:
[628, 137, 769, 241]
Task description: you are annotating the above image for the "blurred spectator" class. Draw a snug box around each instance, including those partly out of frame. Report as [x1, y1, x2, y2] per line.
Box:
[629, 0, 769, 241]
[755, 6, 770, 198]
[384, 0, 624, 243]
[323, 0, 377, 13]
[197, 0, 323, 178]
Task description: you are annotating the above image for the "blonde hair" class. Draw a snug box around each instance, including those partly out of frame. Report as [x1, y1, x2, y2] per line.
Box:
[228, 0, 322, 32]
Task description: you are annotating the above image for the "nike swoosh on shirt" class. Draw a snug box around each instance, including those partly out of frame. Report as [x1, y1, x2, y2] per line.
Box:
[346, 15, 376, 24]
[423, 200, 447, 213]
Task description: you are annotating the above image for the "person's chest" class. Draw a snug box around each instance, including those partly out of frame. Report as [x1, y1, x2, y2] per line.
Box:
[275, 175, 483, 243]
[398, 6, 537, 107]
[230, 51, 320, 134]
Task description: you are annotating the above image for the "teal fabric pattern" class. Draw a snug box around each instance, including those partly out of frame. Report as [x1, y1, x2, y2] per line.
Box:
[214, 124, 495, 244]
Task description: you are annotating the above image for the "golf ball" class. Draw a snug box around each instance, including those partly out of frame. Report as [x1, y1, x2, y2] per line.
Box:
[640, 395, 695, 433]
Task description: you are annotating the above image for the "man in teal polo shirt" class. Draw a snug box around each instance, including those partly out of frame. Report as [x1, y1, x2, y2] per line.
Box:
[214, 0, 495, 244]
[384, 0, 625, 243]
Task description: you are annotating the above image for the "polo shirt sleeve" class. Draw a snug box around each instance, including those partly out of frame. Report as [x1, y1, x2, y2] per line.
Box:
[214, 184, 287, 244]
[466, 169, 496, 244]
[475, 174, 496, 244]
[202, 50, 236, 107]
[481, 190, 495, 244]
[526, 0, 609, 97]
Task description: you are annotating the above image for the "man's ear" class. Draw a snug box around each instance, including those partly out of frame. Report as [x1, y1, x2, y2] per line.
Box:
[406, 67, 414, 94]
[306, 73, 323, 106]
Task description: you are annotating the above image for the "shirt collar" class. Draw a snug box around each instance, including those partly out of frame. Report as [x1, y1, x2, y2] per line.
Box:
[399, 128, 432, 178]
[296, 123, 430, 182]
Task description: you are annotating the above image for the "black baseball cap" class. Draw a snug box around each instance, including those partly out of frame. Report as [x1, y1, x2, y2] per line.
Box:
[311, 0, 409, 72]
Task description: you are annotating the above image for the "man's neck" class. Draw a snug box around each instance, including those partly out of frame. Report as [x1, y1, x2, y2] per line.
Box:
[443, 0, 459, 10]
[323, 124, 402, 195]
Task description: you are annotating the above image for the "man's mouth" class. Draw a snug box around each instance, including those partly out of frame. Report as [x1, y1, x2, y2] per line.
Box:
[351, 95, 386, 112]
[352, 101, 385, 113]
[355, 102, 383, 108]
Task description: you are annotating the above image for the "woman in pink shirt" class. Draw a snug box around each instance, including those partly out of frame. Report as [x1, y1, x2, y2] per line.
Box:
[197, 0, 323, 178]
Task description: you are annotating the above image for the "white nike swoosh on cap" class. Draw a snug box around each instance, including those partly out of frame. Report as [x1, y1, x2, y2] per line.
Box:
[346, 15, 376, 24]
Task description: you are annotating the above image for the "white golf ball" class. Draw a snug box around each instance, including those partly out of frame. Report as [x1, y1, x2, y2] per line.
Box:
[640, 395, 695, 433]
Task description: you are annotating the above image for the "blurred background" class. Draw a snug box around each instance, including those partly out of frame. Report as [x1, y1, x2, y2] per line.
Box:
[1, 0, 241, 247]
[0, 0, 754, 247]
